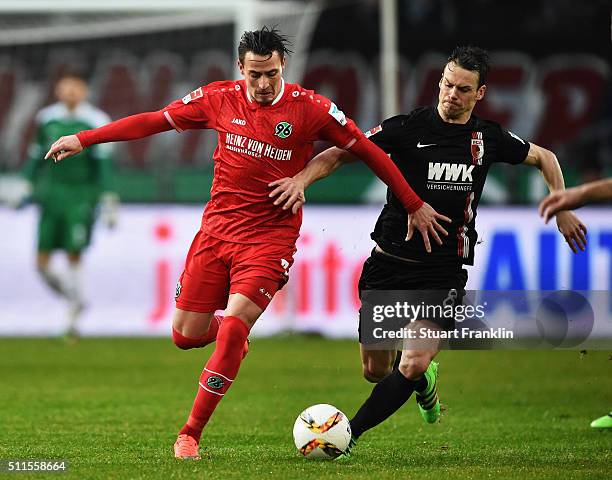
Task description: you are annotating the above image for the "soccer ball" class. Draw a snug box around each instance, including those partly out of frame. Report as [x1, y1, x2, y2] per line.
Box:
[293, 403, 351, 459]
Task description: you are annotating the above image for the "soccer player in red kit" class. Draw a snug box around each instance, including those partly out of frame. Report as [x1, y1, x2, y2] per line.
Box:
[45, 27, 450, 460]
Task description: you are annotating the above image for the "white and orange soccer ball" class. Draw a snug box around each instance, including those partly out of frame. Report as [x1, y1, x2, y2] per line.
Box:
[293, 404, 352, 459]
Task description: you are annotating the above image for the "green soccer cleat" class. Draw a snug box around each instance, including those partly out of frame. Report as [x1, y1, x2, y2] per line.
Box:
[336, 435, 358, 461]
[415, 360, 441, 424]
[590, 412, 612, 429]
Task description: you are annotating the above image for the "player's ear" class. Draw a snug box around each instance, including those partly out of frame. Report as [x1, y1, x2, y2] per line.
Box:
[476, 84, 486, 101]
[237, 59, 245, 75]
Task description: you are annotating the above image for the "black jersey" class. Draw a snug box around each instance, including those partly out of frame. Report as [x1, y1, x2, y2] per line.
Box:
[366, 106, 530, 266]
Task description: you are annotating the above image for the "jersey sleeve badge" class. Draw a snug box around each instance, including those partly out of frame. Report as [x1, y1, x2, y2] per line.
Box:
[182, 87, 203, 104]
[365, 125, 382, 138]
[328, 102, 347, 126]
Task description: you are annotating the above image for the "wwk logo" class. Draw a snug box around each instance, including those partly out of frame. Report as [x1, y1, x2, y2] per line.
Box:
[428, 162, 474, 182]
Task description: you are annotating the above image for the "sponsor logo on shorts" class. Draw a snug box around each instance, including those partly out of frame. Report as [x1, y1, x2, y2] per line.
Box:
[175, 281, 182, 299]
[206, 376, 224, 390]
[281, 258, 290, 276]
[443, 288, 458, 307]
[259, 287, 273, 300]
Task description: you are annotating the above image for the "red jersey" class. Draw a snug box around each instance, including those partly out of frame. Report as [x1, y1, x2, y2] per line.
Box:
[163, 79, 363, 246]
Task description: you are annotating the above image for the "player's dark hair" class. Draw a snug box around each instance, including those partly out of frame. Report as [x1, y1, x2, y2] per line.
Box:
[238, 26, 293, 64]
[57, 70, 88, 84]
[447, 45, 490, 88]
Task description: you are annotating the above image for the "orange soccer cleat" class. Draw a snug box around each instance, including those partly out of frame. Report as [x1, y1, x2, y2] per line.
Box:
[174, 434, 201, 460]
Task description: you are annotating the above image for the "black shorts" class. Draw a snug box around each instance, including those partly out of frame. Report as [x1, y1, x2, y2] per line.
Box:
[358, 249, 468, 342]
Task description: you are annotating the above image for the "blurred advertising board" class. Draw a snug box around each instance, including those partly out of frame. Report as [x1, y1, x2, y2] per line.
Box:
[1, 205, 610, 340]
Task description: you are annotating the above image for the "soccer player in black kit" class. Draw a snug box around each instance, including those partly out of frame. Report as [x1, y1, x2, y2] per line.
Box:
[269, 46, 587, 455]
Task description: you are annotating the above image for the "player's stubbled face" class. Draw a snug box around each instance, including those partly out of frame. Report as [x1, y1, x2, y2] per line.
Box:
[239, 51, 285, 105]
[438, 62, 484, 122]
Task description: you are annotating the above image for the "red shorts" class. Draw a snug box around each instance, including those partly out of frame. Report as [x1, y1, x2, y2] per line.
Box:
[175, 230, 296, 312]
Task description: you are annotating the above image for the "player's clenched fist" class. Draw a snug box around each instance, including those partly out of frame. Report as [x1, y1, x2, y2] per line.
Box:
[44, 135, 83, 162]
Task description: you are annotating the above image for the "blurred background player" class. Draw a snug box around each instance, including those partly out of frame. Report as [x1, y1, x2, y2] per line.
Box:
[15, 73, 118, 338]
[272, 45, 588, 454]
[539, 178, 612, 430]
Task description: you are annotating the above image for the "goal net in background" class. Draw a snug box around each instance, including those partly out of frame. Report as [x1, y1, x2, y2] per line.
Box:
[0, 0, 327, 202]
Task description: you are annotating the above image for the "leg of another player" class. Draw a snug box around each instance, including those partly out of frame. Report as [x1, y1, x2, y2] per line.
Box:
[64, 252, 86, 336]
[175, 293, 259, 459]
[36, 251, 68, 297]
[360, 346, 396, 383]
[349, 322, 441, 441]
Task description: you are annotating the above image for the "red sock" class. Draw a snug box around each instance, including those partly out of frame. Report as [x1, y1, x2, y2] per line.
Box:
[179, 316, 250, 442]
[172, 314, 223, 349]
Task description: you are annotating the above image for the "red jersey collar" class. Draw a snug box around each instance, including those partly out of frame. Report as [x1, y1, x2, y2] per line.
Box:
[240, 78, 287, 109]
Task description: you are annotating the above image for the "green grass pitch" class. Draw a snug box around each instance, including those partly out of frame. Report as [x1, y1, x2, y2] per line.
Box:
[0, 337, 610, 479]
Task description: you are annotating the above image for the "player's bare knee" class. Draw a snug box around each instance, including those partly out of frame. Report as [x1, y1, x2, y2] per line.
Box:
[362, 361, 391, 383]
[172, 329, 196, 350]
[172, 309, 214, 341]
[398, 354, 429, 380]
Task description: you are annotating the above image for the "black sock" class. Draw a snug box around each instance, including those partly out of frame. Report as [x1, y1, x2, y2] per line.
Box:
[350, 369, 420, 439]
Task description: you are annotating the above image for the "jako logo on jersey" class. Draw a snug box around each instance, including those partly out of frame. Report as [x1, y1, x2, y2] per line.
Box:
[182, 87, 203, 104]
[175, 281, 182, 299]
[428, 162, 474, 182]
[365, 125, 382, 138]
[471, 132, 484, 165]
[328, 102, 347, 126]
[274, 121, 293, 139]
[232, 118, 246, 126]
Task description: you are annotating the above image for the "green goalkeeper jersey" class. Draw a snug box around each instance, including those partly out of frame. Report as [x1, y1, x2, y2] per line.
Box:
[22, 102, 115, 209]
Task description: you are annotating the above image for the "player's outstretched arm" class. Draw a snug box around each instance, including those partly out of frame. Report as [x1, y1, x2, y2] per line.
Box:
[539, 178, 612, 222]
[523, 142, 587, 253]
[268, 147, 355, 213]
[45, 111, 172, 162]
